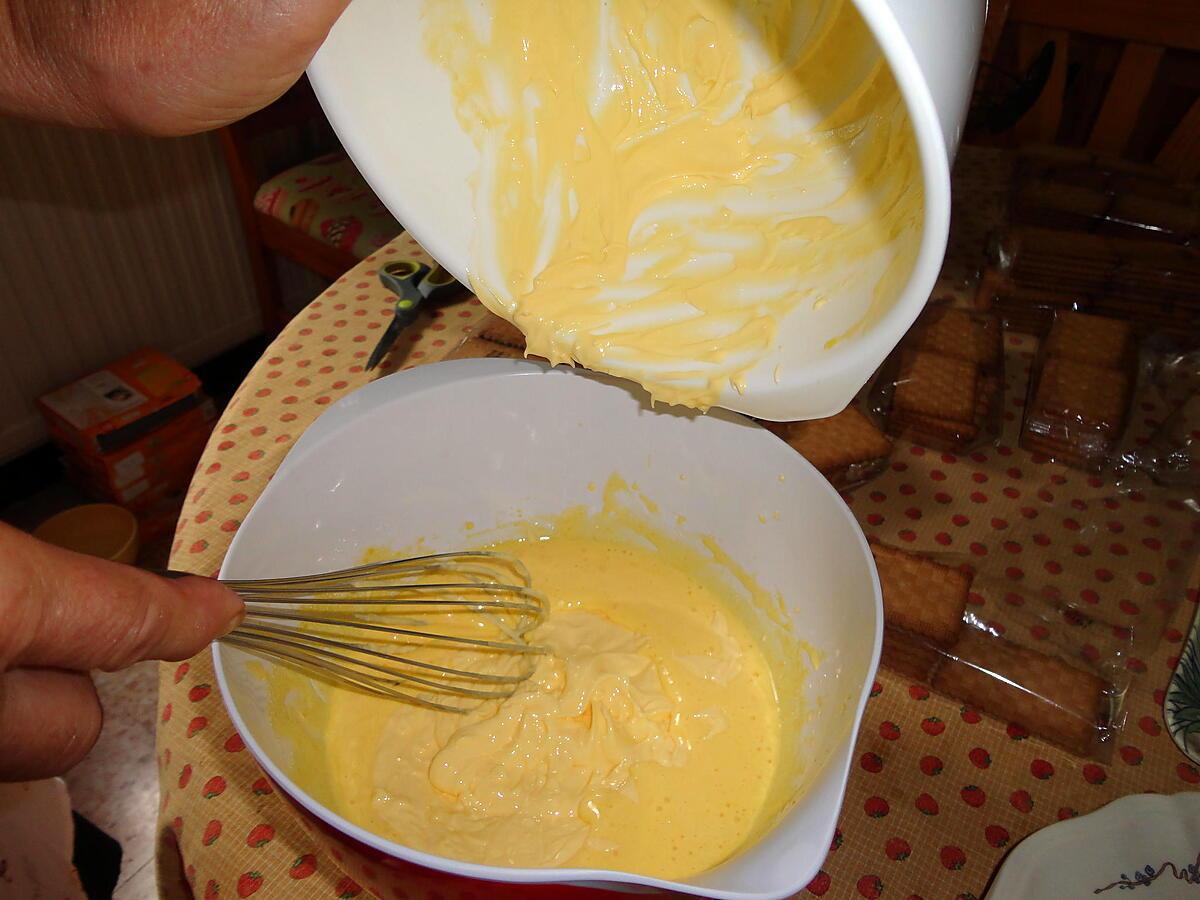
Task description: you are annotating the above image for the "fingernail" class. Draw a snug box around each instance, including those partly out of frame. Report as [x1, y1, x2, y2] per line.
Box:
[221, 605, 247, 638]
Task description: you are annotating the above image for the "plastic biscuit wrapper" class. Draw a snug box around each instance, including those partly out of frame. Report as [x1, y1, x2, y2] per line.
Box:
[985, 225, 1200, 339]
[1019, 310, 1136, 472]
[1111, 332, 1200, 486]
[1010, 146, 1200, 246]
[869, 461, 1200, 760]
[763, 406, 892, 491]
[869, 302, 1005, 453]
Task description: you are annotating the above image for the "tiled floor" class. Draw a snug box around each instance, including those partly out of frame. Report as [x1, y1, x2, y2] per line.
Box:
[65, 662, 161, 897]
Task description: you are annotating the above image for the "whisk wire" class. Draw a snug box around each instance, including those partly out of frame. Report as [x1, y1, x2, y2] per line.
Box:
[217, 551, 547, 713]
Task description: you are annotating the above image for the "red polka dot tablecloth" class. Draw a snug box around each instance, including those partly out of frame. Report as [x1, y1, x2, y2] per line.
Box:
[155, 167, 1199, 900]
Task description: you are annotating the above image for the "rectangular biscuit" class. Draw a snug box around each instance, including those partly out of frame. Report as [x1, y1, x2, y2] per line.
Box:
[893, 351, 978, 422]
[912, 307, 1002, 367]
[889, 371, 1000, 451]
[1043, 311, 1132, 368]
[869, 540, 969, 647]
[881, 626, 944, 683]
[1031, 358, 1129, 435]
[775, 407, 892, 475]
[932, 629, 1108, 756]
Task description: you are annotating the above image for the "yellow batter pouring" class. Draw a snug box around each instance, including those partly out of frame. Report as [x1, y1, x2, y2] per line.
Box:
[321, 506, 783, 879]
[424, 0, 922, 408]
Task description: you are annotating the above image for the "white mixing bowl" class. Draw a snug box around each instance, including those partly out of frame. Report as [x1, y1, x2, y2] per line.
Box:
[214, 360, 882, 900]
[307, 0, 984, 420]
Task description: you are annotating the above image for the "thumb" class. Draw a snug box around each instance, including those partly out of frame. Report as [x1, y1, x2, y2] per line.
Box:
[0, 523, 244, 672]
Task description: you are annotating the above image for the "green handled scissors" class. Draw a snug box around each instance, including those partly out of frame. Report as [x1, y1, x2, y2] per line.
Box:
[365, 259, 462, 372]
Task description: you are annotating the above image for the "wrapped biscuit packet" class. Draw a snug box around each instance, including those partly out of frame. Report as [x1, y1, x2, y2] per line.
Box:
[869, 302, 1005, 453]
[870, 540, 1123, 759]
[1010, 146, 1200, 246]
[764, 406, 892, 491]
[869, 466, 1200, 760]
[1116, 336, 1200, 486]
[985, 225, 1200, 339]
[1020, 310, 1136, 472]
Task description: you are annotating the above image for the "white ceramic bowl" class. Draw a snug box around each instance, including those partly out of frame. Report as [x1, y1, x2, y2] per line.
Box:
[307, 1, 984, 421]
[214, 360, 881, 900]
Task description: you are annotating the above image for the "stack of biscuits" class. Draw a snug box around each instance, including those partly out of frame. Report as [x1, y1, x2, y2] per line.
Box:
[871, 540, 1109, 757]
[1020, 311, 1134, 471]
[764, 407, 892, 490]
[871, 540, 970, 683]
[985, 225, 1200, 338]
[877, 305, 1004, 452]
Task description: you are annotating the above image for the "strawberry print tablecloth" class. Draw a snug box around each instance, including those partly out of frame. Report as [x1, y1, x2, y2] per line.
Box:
[155, 152, 1200, 900]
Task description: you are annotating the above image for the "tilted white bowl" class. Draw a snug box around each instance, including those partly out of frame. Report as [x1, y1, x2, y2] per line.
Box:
[307, 0, 984, 421]
[214, 360, 882, 900]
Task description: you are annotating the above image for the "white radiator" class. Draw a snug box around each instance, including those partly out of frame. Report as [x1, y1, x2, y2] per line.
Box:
[0, 119, 261, 462]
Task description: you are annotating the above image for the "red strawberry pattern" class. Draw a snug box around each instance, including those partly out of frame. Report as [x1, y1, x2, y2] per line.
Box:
[864, 796, 890, 819]
[941, 846, 967, 871]
[1010, 790, 1034, 813]
[916, 793, 940, 816]
[984, 824, 1009, 848]
[290, 854, 318, 879]
[960, 785, 986, 808]
[857, 874, 884, 898]
[236, 871, 262, 897]
[153, 224, 1200, 900]
[921, 717, 946, 736]
[885, 837, 912, 861]
[806, 870, 831, 895]
[203, 776, 227, 799]
[203, 819, 222, 846]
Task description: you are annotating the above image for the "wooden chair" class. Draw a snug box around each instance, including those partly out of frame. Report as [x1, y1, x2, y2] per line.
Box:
[218, 77, 398, 334]
[968, 0, 1200, 180]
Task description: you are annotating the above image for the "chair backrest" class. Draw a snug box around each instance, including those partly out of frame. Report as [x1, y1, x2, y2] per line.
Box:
[976, 0, 1200, 179]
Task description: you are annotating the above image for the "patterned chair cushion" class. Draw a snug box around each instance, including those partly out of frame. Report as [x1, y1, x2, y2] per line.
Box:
[253, 151, 402, 260]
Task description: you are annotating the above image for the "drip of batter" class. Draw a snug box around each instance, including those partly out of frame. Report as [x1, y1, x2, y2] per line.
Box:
[424, 0, 922, 408]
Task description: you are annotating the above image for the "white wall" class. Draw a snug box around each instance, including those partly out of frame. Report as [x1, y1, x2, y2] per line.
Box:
[0, 119, 261, 461]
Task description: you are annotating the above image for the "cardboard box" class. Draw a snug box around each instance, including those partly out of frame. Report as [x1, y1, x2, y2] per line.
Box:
[39, 350, 216, 538]
[38, 349, 204, 456]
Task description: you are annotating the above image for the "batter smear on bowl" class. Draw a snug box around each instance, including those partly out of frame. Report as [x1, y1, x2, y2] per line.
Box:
[322, 497, 789, 879]
[423, 0, 922, 408]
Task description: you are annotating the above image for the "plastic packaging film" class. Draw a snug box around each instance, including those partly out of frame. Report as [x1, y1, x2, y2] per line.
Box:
[868, 302, 1005, 454]
[1010, 146, 1199, 246]
[1019, 310, 1137, 473]
[873, 470, 1200, 762]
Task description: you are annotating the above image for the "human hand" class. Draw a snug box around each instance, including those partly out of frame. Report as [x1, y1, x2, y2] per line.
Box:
[0, 0, 351, 135]
[0, 522, 243, 781]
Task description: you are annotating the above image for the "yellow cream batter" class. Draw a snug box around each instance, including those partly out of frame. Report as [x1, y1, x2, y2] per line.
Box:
[321, 508, 783, 879]
[424, 0, 922, 408]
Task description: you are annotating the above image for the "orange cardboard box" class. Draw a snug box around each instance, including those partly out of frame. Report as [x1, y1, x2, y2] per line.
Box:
[38, 349, 204, 456]
[67, 403, 215, 493]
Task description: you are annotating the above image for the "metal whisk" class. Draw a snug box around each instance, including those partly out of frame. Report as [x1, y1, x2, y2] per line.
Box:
[216, 551, 548, 713]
